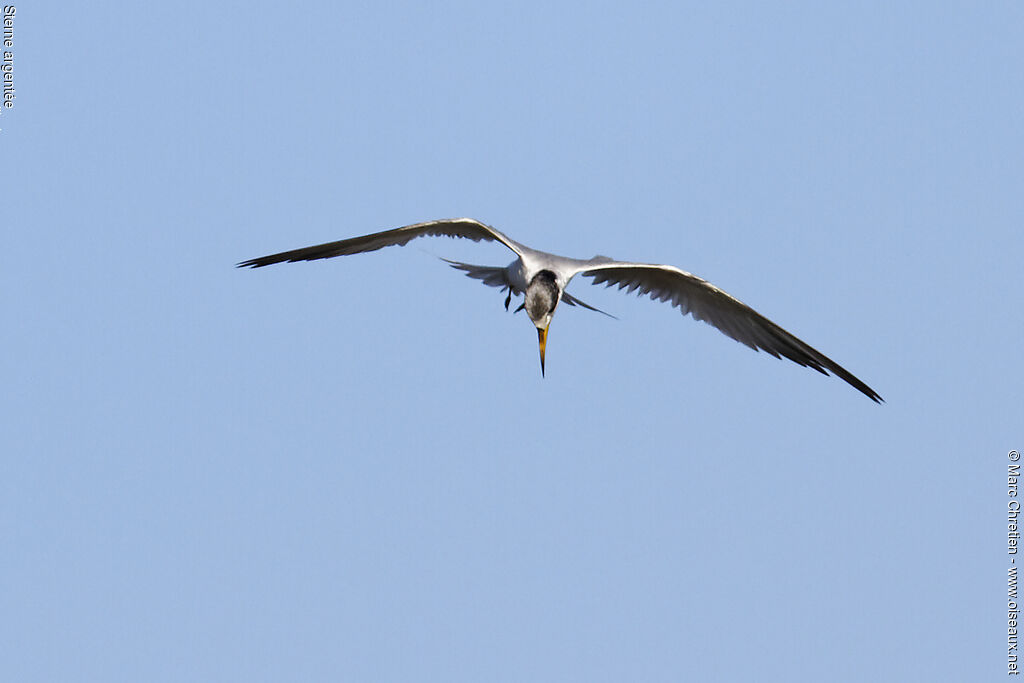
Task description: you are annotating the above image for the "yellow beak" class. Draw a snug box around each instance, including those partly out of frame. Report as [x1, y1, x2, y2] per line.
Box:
[537, 326, 548, 377]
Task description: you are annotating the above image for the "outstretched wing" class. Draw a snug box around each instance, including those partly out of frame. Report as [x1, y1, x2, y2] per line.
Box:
[577, 261, 882, 402]
[237, 218, 522, 268]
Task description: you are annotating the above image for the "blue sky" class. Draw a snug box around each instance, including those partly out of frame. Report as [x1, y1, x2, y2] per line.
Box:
[2, 2, 1020, 681]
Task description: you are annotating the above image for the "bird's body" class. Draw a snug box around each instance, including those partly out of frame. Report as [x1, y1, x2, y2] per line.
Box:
[239, 218, 882, 402]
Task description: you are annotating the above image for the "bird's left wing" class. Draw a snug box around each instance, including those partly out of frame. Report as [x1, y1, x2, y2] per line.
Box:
[575, 261, 882, 402]
[237, 218, 522, 268]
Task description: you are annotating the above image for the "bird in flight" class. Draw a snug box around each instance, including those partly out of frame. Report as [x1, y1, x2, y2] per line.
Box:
[238, 218, 881, 402]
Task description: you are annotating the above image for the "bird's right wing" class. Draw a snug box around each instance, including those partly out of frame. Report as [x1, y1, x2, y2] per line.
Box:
[237, 218, 522, 268]
[576, 260, 882, 402]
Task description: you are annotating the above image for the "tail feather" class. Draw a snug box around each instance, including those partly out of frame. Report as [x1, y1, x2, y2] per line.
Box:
[441, 258, 510, 290]
[561, 291, 617, 319]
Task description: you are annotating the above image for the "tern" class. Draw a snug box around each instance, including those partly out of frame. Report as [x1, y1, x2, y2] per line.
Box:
[239, 218, 881, 402]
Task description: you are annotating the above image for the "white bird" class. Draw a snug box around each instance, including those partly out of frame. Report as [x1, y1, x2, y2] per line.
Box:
[238, 218, 882, 402]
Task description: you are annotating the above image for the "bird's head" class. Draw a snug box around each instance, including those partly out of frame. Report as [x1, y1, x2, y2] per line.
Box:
[525, 270, 560, 376]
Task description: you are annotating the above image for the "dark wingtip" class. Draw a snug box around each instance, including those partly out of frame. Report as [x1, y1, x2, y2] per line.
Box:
[842, 372, 883, 404]
[845, 377, 883, 403]
[236, 256, 280, 269]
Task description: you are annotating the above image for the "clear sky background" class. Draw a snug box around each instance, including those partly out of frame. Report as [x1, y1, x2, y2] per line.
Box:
[2, 2, 1021, 681]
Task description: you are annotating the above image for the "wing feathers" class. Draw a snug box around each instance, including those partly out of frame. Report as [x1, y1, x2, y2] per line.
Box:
[580, 262, 882, 402]
[237, 218, 520, 268]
